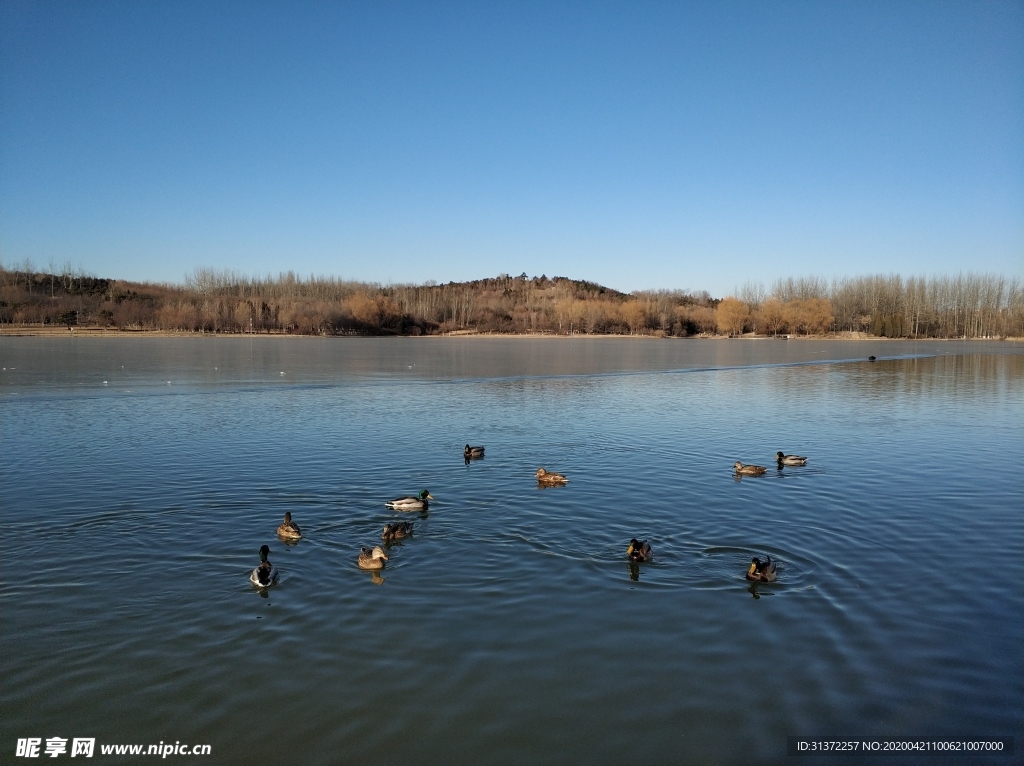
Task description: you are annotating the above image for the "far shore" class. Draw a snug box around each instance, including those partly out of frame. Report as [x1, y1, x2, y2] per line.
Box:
[1, 324, 1020, 342]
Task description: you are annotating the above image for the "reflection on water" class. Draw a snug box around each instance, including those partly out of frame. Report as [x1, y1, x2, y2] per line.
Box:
[0, 338, 1021, 765]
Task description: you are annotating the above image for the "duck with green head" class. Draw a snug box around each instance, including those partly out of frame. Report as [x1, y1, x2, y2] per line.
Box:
[250, 545, 278, 587]
[386, 490, 433, 511]
[775, 451, 807, 466]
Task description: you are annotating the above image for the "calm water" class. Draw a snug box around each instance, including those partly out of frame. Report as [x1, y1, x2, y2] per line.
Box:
[1, 337, 1021, 765]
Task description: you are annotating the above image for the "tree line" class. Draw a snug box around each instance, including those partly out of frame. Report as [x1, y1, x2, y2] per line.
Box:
[1, 262, 1020, 339]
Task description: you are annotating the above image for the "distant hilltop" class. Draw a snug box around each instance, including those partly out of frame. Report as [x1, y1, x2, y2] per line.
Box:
[1, 265, 1020, 339]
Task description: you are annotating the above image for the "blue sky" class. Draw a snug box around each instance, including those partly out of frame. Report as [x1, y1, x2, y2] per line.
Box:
[2, 1, 1021, 297]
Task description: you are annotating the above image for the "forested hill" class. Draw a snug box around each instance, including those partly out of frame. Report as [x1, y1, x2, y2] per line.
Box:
[1, 265, 1021, 339]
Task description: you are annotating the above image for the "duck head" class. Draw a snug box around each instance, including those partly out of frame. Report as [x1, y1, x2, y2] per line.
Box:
[419, 490, 433, 500]
[259, 545, 270, 562]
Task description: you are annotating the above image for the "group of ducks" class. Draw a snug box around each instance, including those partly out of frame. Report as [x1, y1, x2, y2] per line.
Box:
[250, 445, 806, 587]
[733, 451, 808, 476]
[733, 451, 807, 582]
[249, 494, 432, 583]
[249, 512, 302, 585]
[733, 452, 807, 581]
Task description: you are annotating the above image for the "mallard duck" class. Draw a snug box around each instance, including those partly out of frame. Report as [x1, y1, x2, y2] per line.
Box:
[733, 462, 767, 476]
[775, 451, 807, 466]
[626, 538, 652, 562]
[464, 444, 485, 459]
[250, 545, 279, 587]
[382, 521, 414, 541]
[276, 511, 302, 539]
[535, 467, 568, 485]
[386, 490, 433, 511]
[746, 556, 777, 582]
[357, 545, 389, 570]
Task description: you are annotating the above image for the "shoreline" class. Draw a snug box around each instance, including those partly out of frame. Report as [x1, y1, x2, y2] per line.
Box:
[1, 325, 1020, 342]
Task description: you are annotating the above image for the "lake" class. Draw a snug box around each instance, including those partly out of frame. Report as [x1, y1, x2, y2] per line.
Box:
[1, 336, 1021, 765]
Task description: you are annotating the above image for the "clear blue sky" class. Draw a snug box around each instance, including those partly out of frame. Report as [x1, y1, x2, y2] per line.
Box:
[2, 1, 1021, 297]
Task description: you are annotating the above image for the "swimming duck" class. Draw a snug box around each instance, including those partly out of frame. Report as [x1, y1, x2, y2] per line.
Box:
[250, 545, 279, 587]
[733, 462, 767, 476]
[464, 444, 485, 459]
[386, 490, 433, 511]
[868, 356, 877, 361]
[746, 556, 777, 582]
[626, 538, 652, 562]
[382, 521, 414, 541]
[535, 467, 568, 485]
[357, 546, 389, 570]
[775, 452, 808, 466]
[276, 511, 302, 539]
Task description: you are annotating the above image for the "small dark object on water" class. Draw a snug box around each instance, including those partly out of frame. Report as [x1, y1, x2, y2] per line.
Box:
[868, 356, 876, 361]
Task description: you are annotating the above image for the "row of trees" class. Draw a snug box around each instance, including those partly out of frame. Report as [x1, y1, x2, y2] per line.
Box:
[733, 273, 1024, 338]
[716, 296, 835, 337]
[1, 263, 1021, 338]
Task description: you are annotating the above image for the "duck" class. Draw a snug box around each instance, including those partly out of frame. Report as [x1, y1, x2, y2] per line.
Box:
[464, 444, 485, 459]
[535, 467, 568, 485]
[775, 452, 808, 466]
[626, 538, 652, 562]
[382, 521, 414, 541]
[386, 490, 433, 511]
[276, 511, 302, 539]
[746, 556, 777, 582]
[357, 546, 389, 570]
[733, 462, 767, 476]
[250, 545, 279, 587]
[868, 356, 877, 361]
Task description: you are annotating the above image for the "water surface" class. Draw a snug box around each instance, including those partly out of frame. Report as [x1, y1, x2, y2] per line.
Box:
[2, 337, 1021, 765]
